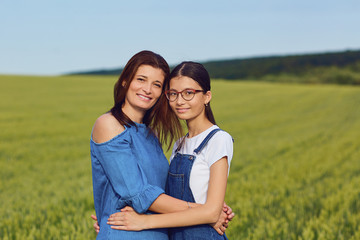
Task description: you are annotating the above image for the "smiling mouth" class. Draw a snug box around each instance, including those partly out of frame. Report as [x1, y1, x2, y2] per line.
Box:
[137, 94, 152, 101]
[176, 108, 190, 113]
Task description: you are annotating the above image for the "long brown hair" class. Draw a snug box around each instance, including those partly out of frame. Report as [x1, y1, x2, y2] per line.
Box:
[110, 50, 182, 147]
[168, 61, 216, 125]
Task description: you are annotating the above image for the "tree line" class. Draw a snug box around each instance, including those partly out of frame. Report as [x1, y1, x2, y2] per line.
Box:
[69, 49, 360, 85]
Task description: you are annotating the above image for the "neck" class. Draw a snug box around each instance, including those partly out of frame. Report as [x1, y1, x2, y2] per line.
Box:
[122, 103, 145, 124]
[186, 114, 214, 138]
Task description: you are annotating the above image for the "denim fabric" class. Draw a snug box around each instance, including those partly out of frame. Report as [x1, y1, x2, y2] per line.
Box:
[166, 129, 228, 240]
[91, 122, 169, 240]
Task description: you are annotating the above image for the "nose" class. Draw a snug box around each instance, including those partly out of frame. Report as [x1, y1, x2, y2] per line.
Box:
[142, 82, 152, 94]
[175, 93, 185, 105]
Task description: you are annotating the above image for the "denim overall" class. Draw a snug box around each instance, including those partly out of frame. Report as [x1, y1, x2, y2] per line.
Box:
[166, 129, 228, 240]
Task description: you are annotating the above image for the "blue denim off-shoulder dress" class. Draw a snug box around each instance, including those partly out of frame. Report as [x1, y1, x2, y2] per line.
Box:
[90, 122, 169, 240]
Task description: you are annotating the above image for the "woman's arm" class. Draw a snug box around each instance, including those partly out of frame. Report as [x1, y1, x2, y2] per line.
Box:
[92, 114, 166, 213]
[108, 156, 229, 230]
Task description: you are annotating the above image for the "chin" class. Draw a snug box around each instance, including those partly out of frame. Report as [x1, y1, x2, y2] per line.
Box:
[138, 102, 156, 111]
[175, 114, 191, 120]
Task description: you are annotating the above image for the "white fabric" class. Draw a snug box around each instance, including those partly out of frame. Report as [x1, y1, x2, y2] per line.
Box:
[170, 125, 233, 204]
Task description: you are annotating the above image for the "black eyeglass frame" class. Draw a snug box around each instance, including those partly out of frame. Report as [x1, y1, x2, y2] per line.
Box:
[165, 89, 205, 102]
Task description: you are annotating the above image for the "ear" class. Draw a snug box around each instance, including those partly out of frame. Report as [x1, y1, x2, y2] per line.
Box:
[204, 91, 212, 105]
[122, 81, 126, 87]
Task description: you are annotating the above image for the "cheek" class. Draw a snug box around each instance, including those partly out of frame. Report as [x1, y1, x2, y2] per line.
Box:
[169, 101, 177, 110]
[193, 103, 204, 112]
[129, 79, 139, 88]
[153, 88, 163, 99]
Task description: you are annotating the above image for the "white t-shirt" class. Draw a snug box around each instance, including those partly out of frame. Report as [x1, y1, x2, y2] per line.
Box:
[170, 125, 233, 204]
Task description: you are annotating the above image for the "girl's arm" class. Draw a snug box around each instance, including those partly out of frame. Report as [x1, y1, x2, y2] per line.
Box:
[108, 156, 229, 230]
[148, 193, 200, 213]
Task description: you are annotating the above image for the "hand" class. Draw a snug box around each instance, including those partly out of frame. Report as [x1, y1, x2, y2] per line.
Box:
[210, 203, 235, 235]
[91, 214, 100, 234]
[210, 210, 228, 235]
[107, 206, 147, 231]
[223, 202, 235, 223]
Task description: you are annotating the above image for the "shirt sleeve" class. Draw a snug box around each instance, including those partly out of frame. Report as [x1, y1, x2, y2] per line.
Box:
[204, 131, 234, 174]
[95, 131, 164, 214]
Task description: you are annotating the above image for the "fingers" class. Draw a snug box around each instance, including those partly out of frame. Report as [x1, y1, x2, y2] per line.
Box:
[91, 215, 100, 233]
[220, 225, 227, 233]
[214, 224, 227, 235]
[226, 205, 231, 214]
[107, 220, 126, 226]
[227, 212, 235, 221]
[223, 203, 235, 221]
[121, 206, 135, 212]
[215, 227, 224, 235]
[227, 206, 233, 215]
[108, 213, 129, 227]
[93, 222, 100, 233]
[107, 217, 125, 225]
[224, 205, 235, 222]
[90, 214, 98, 221]
[111, 225, 128, 230]
[109, 212, 123, 218]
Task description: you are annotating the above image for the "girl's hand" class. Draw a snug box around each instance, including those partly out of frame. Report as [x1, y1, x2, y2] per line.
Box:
[107, 206, 147, 231]
[91, 214, 100, 234]
[223, 202, 235, 222]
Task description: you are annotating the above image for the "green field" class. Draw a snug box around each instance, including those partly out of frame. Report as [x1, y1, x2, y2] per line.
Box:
[1, 75, 359, 239]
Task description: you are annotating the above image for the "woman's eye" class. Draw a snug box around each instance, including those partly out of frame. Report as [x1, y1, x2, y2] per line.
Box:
[154, 83, 162, 88]
[137, 78, 145, 82]
[185, 90, 194, 95]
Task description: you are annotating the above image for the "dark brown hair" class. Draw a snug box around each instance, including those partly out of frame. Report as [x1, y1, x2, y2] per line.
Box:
[168, 61, 216, 125]
[110, 50, 182, 147]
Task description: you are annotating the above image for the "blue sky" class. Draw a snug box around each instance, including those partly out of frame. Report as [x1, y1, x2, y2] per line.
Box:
[1, 0, 359, 75]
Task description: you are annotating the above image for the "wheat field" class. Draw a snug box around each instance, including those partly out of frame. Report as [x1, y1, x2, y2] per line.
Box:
[0, 75, 359, 239]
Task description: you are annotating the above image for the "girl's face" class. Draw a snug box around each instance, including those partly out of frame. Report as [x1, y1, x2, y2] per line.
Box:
[168, 76, 211, 121]
[124, 65, 164, 113]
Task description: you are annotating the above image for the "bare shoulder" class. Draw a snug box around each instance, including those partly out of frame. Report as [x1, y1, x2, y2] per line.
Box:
[92, 113, 125, 143]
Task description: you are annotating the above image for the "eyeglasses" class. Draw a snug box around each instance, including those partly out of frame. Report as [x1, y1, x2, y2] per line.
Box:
[165, 89, 205, 102]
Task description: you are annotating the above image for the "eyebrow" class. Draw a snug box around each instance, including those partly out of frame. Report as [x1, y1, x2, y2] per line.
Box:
[169, 87, 193, 91]
[136, 75, 148, 79]
[137, 75, 163, 85]
[155, 80, 163, 85]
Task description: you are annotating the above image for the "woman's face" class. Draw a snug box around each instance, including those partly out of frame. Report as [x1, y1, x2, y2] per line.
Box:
[168, 76, 210, 121]
[124, 65, 165, 113]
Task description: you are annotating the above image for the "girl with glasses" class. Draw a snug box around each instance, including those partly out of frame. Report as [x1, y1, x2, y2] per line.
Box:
[107, 61, 234, 240]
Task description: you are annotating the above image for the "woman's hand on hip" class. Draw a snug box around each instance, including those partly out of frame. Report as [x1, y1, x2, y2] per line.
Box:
[90, 214, 100, 234]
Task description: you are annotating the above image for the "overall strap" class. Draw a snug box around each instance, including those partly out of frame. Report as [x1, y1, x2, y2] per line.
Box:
[194, 128, 222, 154]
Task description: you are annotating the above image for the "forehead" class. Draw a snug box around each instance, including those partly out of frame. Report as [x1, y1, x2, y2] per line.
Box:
[170, 76, 201, 90]
[135, 65, 165, 82]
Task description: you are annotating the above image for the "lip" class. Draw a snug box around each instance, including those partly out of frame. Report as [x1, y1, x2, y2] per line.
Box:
[176, 108, 190, 113]
[137, 94, 152, 101]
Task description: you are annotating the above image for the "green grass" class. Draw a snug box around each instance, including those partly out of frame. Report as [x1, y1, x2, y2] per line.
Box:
[1, 75, 359, 239]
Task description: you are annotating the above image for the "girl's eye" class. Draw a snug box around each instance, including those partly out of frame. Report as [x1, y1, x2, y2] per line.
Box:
[137, 78, 145, 82]
[154, 83, 162, 88]
[185, 90, 194, 95]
